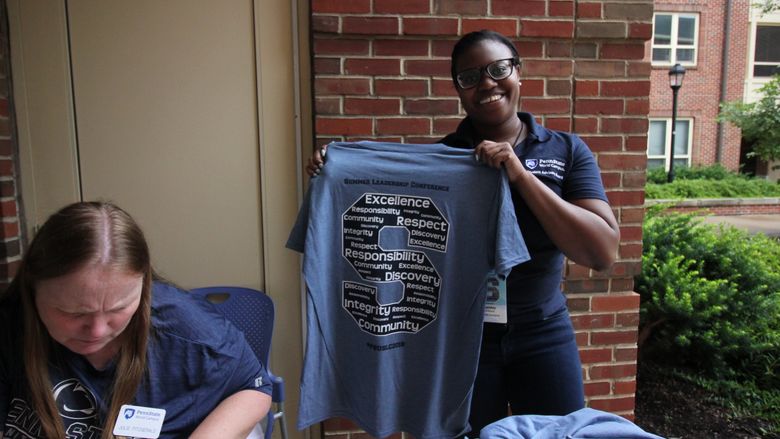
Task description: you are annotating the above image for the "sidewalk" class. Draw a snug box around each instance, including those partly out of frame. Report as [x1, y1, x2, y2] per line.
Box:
[700, 214, 780, 237]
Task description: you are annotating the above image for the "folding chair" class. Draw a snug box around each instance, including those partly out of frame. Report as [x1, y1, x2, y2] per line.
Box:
[190, 286, 288, 439]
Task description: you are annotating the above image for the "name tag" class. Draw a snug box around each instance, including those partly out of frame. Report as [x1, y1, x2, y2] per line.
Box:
[113, 404, 166, 439]
[483, 271, 507, 324]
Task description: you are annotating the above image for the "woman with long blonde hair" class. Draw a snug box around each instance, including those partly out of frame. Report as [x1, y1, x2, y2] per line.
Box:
[1, 201, 271, 438]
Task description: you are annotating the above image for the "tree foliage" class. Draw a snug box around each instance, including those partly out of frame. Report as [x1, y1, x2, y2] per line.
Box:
[754, 0, 780, 15]
[719, 74, 780, 162]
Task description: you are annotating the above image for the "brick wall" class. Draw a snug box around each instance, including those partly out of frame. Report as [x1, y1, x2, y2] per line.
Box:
[647, 197, 780, 215]
[648, 0, 750, 171]
[311, 0, 653, 435]
[0, 0, 22, 290]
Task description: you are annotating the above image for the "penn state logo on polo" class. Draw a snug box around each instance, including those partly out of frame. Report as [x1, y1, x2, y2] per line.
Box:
[525, 159, 538, 169]
[53, 378, 98, 420]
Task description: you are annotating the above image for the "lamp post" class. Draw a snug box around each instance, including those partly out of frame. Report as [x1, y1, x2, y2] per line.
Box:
[667, 63, 686, 183]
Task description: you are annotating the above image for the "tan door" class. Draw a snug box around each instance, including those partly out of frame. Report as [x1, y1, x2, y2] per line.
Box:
[9, 1, 308, 437]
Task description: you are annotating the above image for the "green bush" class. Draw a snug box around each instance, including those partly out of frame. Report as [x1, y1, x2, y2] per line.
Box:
[636, 209, 780, 386]
[645, 164, 780, 199]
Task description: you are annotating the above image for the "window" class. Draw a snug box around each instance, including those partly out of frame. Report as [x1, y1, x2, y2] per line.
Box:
[754, 25, 780, 77]
[652, 13, 699, 66]
[647, 119, 692, 170]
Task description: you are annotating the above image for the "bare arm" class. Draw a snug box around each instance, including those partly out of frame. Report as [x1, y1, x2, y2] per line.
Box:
[189, 390, 272, 439]
[475, 140, 620, 271]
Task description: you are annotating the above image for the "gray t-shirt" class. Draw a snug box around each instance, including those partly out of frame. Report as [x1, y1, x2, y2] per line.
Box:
[287, 141, 529, 438]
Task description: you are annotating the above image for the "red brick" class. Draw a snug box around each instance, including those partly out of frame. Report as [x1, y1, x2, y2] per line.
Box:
[574, 117, 598, 133]
[548, 41, 573, 58]
[565, 279, 609, 294]
[627, 61, 651, 77]
[626, 99, 650, 115]
[433, 117, 461, 135]
[601, 118, 647, 134]
[316, 117, 373, 135]
[312, 0, 370, 13]
[375, 0, 430, 14]
[524, 60, 573, 77]
[619, 243, 643, 260]
[610, 278, 634, 292]
[614, 380, 637, 395]
[547, 79, 572, 95]
[572, 314, 615, 330]
[575, 61, 625, 78]
[589, 396, 635, 412]
[374, 39, 428, 56]
[576, 21, 626, 39]
[629, 22, 653, 40]
[314, 58, 341, 74]
[344, 98, 401, 115]
[567, 297, 590, 312]
[315, 78, 370, 95]
[343, 17, 399, 35]
[0, 99, 8, 118]
[432, 40, 455, 57]
[344, 58, 401, 75]
[462, 19, 518, 36]
[405, 59, 450, 76]
[376, 79, 427, 97]
[574, 99, 623, 115]
[314, 39, 369, 56]
[616, 312, 640, 328]
[550, 1, 575, 17]
[493, 0, 545, 16]
[581, 136, 622, 152]
[517, 41, 544, 57]
[574, 42, 598, 59]
[0, 139, 12, 156]
[600, 43, 646, 60]
[619, 207, 645, 223]
[1, 221, 19, 239]
[432, 79, 458, 96]
[618, 225, 642, 242]
[0, 200, 17, 217]
[626, 136, 648, 152]
[600, 171, 621, 188]
[376, 117, 430, 135]
[312, 15, 339, 33]
[521, 20, 574, 38]
[615, 347, 638, 362]
[0, 181, 15, 197]
[585, 381, 612, 397]
[575, 80, 599, 96]
[404, 99, 459, 115]
[403, 18, 458, 36]
[434, 0, 488, 15]
[544, 117, 571, 131]
[315, 97, 341, 114]
[576, 331, 589, 346]
[592, 293, 640, 312]
[602, 81, 651, 97]
[521, 98, 570, 114]
[605, 190, 645, 206]
[604, 2, 653, 20]
[406, 135, 442, 144]
[520, 79, 544, 96]
[590, 363, 637, 380]
[577, 2, 602, 18]
[580, 347, 613, 364]
[0, 160, 13, 177]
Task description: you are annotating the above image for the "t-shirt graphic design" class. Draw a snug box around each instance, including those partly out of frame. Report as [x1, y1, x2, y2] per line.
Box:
[342, 193, 447, 335]
[287, 141, 530, 439]
[4, 379, 102, 438]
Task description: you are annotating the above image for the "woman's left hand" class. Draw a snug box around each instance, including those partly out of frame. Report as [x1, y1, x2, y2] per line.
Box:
[473, 140, 526, 182]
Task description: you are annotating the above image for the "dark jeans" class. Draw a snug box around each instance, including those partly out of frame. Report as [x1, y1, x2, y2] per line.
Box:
[467, 308, 585, 437]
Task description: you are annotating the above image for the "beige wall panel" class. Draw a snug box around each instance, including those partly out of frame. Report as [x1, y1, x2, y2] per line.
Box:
[67, 0, 263, 288]
[7, 0, 80, 235]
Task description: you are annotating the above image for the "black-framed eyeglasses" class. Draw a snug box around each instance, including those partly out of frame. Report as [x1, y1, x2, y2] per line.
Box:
[455, 58, 520, 89]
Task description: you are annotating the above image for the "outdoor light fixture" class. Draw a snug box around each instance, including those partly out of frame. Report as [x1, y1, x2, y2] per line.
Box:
[667, 63, 686, 182]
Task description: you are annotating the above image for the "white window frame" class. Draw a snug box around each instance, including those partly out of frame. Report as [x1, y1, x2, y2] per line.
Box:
[651, 12, 699, 67]
[752, 24, 780, 78]
[647, 118, 693, 171]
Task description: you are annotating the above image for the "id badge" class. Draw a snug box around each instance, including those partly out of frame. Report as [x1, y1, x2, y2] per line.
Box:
[113, 404, 166, 439]
[483, 271, 507, 324]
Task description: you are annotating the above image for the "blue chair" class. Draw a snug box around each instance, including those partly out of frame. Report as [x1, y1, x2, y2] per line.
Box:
[190, 286, 288, 439]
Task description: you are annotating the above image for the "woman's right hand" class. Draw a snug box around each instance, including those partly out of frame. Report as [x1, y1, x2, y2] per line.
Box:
[306, 144, 328, 177]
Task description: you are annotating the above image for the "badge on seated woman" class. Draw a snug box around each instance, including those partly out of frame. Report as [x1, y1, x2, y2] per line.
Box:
[483, 271, 507, 324]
